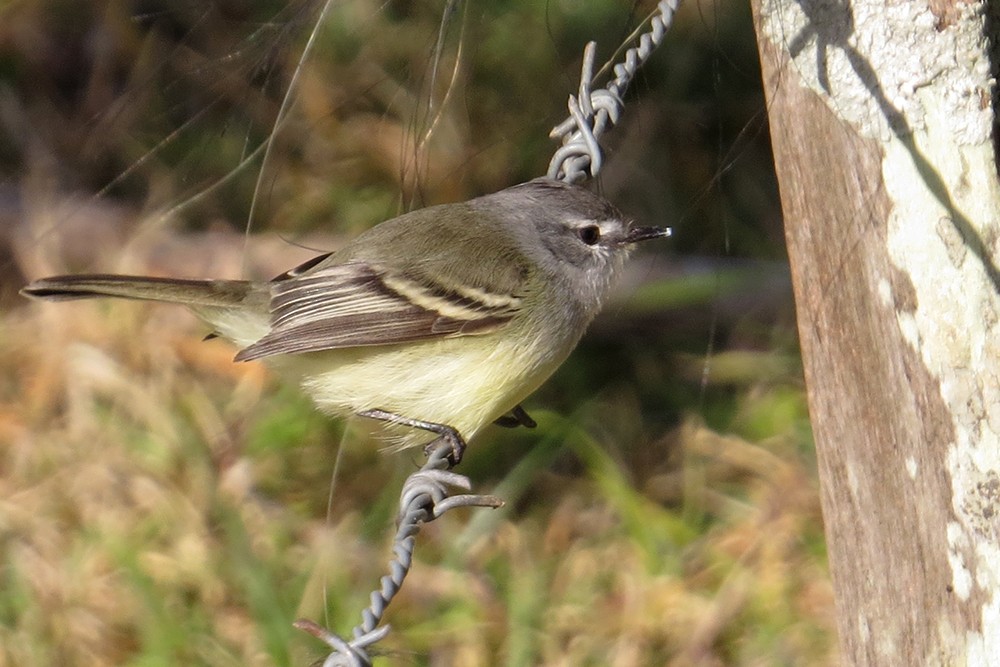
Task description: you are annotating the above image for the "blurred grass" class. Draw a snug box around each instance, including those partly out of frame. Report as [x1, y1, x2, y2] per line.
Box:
[0, 1, 835, 665]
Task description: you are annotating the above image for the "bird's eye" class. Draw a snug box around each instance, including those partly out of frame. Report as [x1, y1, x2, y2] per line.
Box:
[577, 225, 601, 245]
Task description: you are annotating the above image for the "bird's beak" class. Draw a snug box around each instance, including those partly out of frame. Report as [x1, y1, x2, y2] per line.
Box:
[623, 226, 671, 244]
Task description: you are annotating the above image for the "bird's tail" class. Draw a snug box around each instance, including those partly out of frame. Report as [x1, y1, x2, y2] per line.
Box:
[21, 274, 271, 348]
[22, 274, 255, 306]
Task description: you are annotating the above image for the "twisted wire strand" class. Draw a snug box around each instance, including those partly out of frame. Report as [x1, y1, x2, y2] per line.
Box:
[354, 447, 503, 639]
[548, 0, 680, 184]
[298, 442, 502, 666]
[299, 3, 680, 663]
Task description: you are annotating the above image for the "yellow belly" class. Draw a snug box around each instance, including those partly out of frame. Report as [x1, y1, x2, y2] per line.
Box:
[274, 330, 570, 449]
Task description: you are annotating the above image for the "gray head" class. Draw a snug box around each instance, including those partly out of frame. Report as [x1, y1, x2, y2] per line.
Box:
[473, 178, 669, 313]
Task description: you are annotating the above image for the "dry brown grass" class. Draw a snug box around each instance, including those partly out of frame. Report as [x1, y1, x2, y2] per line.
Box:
[1, 212, 837, 665]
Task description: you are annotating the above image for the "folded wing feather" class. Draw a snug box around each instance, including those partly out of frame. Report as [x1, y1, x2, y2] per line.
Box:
[234, 262, 522, 361]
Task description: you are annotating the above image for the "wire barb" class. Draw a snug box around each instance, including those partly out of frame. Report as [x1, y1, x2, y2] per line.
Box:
[293, 619, 390, 667]
[300, 437, 504, 667]
[548, 0, 680, 184]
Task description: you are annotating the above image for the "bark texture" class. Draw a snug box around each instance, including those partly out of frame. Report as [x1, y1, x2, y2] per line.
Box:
[751, 0, 1000, 663]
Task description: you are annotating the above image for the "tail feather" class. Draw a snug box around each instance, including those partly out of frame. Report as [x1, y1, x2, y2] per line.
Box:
[21, 274, 256, 307]
[21, 274, 272, 350]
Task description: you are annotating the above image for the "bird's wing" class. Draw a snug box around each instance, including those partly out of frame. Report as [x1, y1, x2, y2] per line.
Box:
[234, 261, 526, 361]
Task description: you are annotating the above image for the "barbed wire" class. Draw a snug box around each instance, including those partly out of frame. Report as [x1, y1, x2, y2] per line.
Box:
[296, 443, 503, 667]
[548, 0, 681, 184]
[298, 3, 678, 664]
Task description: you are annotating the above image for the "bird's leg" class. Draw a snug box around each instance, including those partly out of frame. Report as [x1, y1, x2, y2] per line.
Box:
[493, 404, 537, 429]
[358, 408, 467, 467]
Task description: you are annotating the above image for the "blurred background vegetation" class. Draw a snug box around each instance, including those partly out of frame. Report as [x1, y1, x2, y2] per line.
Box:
[0, 0, 835, 665]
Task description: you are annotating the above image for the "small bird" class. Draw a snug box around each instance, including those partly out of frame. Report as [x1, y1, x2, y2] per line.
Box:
[22, 178, 668, 463]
